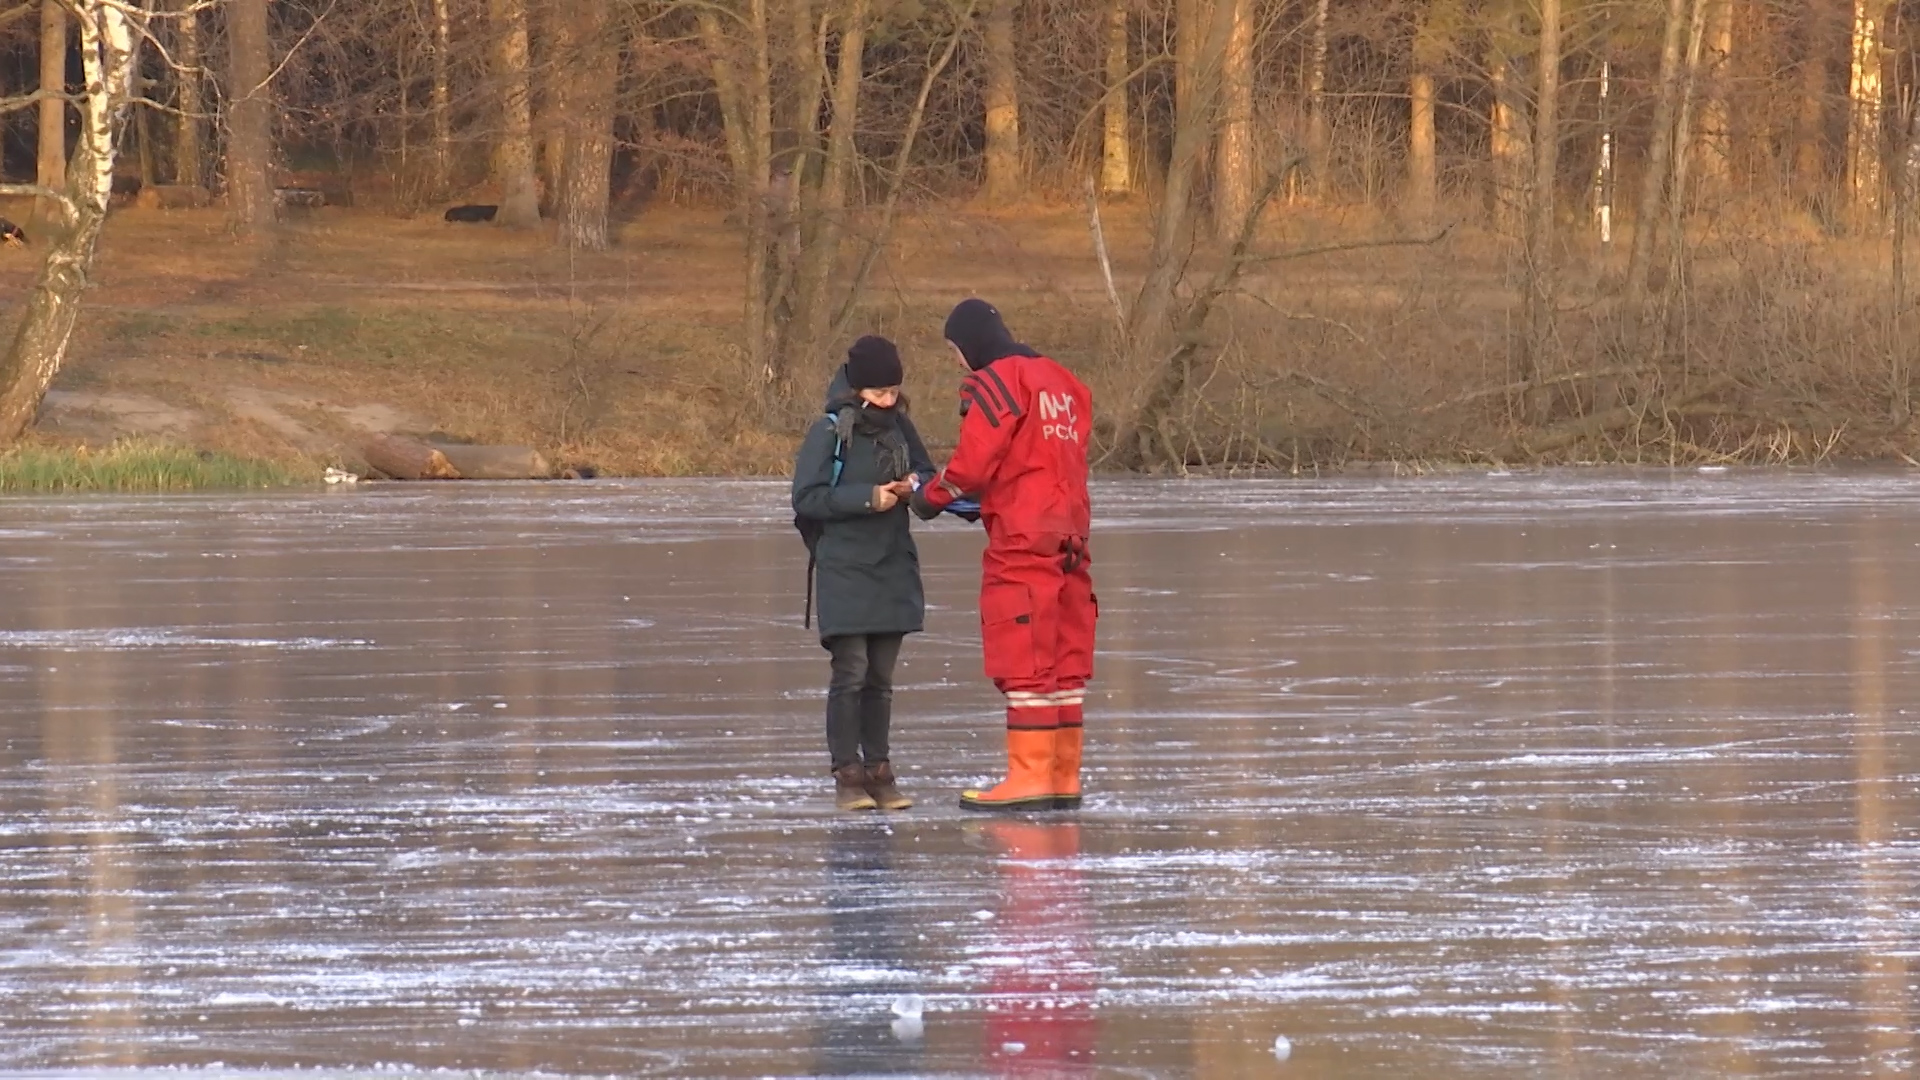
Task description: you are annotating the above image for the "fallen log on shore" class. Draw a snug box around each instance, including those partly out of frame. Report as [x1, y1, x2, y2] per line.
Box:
[431, 443, 552, 480]
[362, 434, 460, 480]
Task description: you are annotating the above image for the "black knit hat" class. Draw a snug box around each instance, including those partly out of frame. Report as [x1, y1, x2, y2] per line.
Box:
[845, 335, 904, 389]
[943, 299, 1018, 371]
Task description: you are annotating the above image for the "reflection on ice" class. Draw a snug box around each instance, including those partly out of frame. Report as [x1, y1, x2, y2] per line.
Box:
[0, 476, 1916, 1077]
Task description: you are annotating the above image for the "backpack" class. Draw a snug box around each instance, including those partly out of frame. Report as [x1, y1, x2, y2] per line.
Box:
[797, 411, 849, 628]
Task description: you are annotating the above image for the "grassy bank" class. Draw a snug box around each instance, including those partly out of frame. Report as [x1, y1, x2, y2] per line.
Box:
[2, 201, 1916, 474]
[0, 441, 309, 493]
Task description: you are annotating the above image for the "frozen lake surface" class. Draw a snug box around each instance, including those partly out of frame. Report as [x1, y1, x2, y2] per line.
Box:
[1, 474, 1916, 1077]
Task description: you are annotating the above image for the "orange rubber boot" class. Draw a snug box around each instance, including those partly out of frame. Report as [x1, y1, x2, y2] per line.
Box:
[1051, 725, 1083, 811]
[960, 727, 1057, 812]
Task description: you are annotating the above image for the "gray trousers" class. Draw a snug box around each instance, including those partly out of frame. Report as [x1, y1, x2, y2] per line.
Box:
[825, 633, 905, 770]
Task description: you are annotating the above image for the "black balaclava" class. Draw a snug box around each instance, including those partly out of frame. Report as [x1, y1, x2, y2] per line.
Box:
[943, 299, 1038, 371]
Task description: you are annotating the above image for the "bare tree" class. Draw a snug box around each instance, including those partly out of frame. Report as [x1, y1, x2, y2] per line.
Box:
[1625, 0, 1689, 310]
[1213, 0, 1253, 236]
[1408, 0, 1459, 227]
[1110, 0, 1245, 463]
[37, 0, 67, 228]
[1486, 3, 1530, 235]
[174, 0, 203, 188]
[432, 0, 452, 191]
[227, 0, 275, 235]
[703, 0, 971, 397]
[1845, 0, 1889, 218]
[0, 0, 143, 443]
[1796, 0, 1834, 199]
[1101, 0, 1132, 196]
[787, 0, 869, 360]
[1695, 0, 1735, 194]
[1522, 0, 1562, 391]
[1306, 0, 1329, 197]
[983, 0, 1022, 204]
[490, 0, 541, 227]
[1130, 0, 1228, 348]
[555, 0, 615, 250]
[1666, 0, 1713, 267]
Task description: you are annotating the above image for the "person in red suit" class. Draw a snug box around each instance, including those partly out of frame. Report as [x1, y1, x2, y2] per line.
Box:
[913, 299, 1096, 811]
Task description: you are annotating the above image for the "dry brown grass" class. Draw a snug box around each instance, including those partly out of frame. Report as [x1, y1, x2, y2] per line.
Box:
[2, 196, 1914, 474]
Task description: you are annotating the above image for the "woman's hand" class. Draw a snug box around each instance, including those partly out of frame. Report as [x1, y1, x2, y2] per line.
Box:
[871, 484, 901, 512]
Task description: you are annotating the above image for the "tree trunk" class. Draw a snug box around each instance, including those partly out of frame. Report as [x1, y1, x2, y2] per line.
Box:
[226, 0, 275, 236]
[983, 0, 1021, 204]
[1213, 0, 1254, 237]
[557, 0, 615, 251]
[774, 0, 825, 315]
[1625, 0, 1688, 308]
[135, 71, 157, 188]
[37, 0, 67, 229]
[1101, 0, 1132, 196]
[1409, 0, 1455, 226]
[1176, 0, 1197, 123]
[1488, 22, 1530, 236]
[1667, 0, 1712, 267]
[786, 0, 825, 192]
[1408, 70, 1437, 226]
[1118, 0, 1240, 463]
[1523, 0, 1562, 390]
[1796, 5, 1832, 197]
[1696, 0, 1735, 194]
[1845, 0, 1888, 217]
[175, 0, 202, 188]
[1306, 0, 1329, 197]
[489, 0, 540, 227]
[541, 3, 574, 219]
[701, 0, 778, 386]
[1, 0, 138, 444]
[1126, 0, 1231, 348]
[1595, 59, 1615, 246]
[790, 0, 869, 369]
[432, 0, 453, 192]
[697, 12, 755, 213]
[541, 134, 566, 219]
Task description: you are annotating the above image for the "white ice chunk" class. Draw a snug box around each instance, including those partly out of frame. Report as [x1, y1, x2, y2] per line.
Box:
[1273, 1035, 1293, 1060]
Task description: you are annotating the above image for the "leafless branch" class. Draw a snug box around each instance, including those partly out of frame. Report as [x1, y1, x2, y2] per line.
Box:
[1416, 366, 1658, 416]
[0, 90, 82, 116]
[1083, 177, 1126, 339]
[0, 185, 79, 223]
[1240, 225, 1454, 268]
[828, 0, 975, 340]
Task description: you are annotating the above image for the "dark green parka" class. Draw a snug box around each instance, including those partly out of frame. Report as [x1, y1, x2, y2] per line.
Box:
[792, 367, 936, 644]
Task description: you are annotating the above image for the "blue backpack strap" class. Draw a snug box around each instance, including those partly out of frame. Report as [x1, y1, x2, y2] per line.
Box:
[827, 410, 848, 486]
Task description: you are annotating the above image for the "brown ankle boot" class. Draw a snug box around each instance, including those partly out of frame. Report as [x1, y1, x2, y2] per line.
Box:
[863, 760, 914, 810]
[833, 764, 878, 811]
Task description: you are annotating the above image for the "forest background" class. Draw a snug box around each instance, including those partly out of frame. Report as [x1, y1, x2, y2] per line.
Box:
[0, 0, 1917, 476]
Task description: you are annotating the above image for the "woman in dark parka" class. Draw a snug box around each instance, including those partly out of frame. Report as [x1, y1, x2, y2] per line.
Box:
[793, 336, 936, 811]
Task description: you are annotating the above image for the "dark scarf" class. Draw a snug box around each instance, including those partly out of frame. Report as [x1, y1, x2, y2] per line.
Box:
[831, 397, 911, 481]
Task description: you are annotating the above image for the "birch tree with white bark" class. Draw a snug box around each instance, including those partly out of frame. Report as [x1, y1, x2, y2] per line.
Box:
[0, 0, 146, 443]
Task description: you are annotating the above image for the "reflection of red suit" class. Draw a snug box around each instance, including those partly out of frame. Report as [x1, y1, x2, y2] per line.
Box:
[924, 355, 1096, 736]
[983, 822, 1098, 1075]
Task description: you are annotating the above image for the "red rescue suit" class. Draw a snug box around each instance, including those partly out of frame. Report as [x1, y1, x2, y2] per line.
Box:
[922, 354, 1097, 745]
